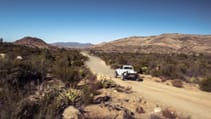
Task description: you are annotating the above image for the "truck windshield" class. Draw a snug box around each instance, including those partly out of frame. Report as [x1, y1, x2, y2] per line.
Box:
[124, 67, 132, 69]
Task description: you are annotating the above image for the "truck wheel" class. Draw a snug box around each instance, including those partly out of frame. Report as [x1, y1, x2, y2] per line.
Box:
[136, 77, 140, 81]
[136, 75, 143, 81]
[122, 72, 127, 80]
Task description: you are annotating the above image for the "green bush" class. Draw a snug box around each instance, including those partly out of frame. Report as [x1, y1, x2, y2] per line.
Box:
[59, 88, 81, 105]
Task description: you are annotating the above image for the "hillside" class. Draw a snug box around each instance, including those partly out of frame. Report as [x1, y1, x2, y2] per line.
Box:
[51, 42, 93, 48]
[14, 36, 50, 49]
[0, 43, 94, 119]
[92, 34, 211, 54]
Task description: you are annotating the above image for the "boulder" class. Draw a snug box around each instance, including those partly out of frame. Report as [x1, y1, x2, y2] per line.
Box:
[154, 107, 162, 113]
[0, 53, 5, 58]
[63, 106, 81, 119]
[16, 56, 23, 60]
[84, 105, 118, 118]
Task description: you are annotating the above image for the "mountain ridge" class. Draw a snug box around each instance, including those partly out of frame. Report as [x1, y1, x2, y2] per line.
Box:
[92, 33, 211, 54]
[51, 42, 93, 48]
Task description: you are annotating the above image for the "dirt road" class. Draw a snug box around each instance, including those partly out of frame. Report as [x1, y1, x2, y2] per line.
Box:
[81, 52, 211, 119]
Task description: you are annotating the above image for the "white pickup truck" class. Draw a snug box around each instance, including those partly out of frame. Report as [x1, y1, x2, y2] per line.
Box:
[115, 65, 141, 81]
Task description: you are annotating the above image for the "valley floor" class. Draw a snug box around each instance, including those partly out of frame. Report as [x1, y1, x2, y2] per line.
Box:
[81, 52, 211, 119]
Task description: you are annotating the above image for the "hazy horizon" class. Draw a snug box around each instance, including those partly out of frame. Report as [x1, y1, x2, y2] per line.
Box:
[0, 0, 211, 44]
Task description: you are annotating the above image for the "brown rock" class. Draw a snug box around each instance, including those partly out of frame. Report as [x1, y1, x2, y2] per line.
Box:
[93, 95, 111, 104]
[162, 107, 177, 119]
[136, 106, 145, 113]
[63, 106, 81, 119]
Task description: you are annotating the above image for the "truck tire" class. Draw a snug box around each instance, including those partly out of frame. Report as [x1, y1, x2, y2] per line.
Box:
[136, 75, 143, 81]
[134, 74, 139, 81]
[121, 72, 127, 80]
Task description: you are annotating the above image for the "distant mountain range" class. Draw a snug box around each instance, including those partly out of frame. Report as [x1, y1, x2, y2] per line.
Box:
[13, 34, 211, 54]
[51, 42, 93, 48]
[92, 33, 211, 54]
[13, 37, 93, 49]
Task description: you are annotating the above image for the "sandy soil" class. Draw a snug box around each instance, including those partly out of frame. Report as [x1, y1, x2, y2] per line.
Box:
[81, 52, 211, 119]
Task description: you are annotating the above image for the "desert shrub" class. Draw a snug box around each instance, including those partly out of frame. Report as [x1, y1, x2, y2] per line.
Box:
[35, 89, 70, 119]
[162, 108, 177, 119]
[171, 79, 183, 88]
[51, 49, 88, 87]
[80, 85, 96, 105]
[36, 85, 89, 119]
[59, 89, 81, 105]
[94, 80, 104, 89]
[0, 43, 91, 118]
[79, 75, 102, 105]
[11, 65, 43, 91]
[72, 60, 84, 67]
[0, 58, 44, 93]
[110, 63, 120, 69]
[52, 57, 81, 87]
[150, 69, 161, 77]
[141, 66, 149, 74]
[187, 77, 200, 83]
[101, 79, 116, 88]
[94, 52, 211, 83]
[199, 76, 211, 92]
[159, 64, 175, 78]
[14, 98, 40, 119]
[0, 57, 46, 119]
[117, 56, 128, 64]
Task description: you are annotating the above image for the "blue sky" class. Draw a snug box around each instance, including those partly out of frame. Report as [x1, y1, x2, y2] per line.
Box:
[0, 0, 211, 44]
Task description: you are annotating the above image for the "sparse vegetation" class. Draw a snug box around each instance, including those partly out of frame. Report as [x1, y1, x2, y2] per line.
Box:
[92, 51, 211, 91]
[0, 43, 98, 119]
